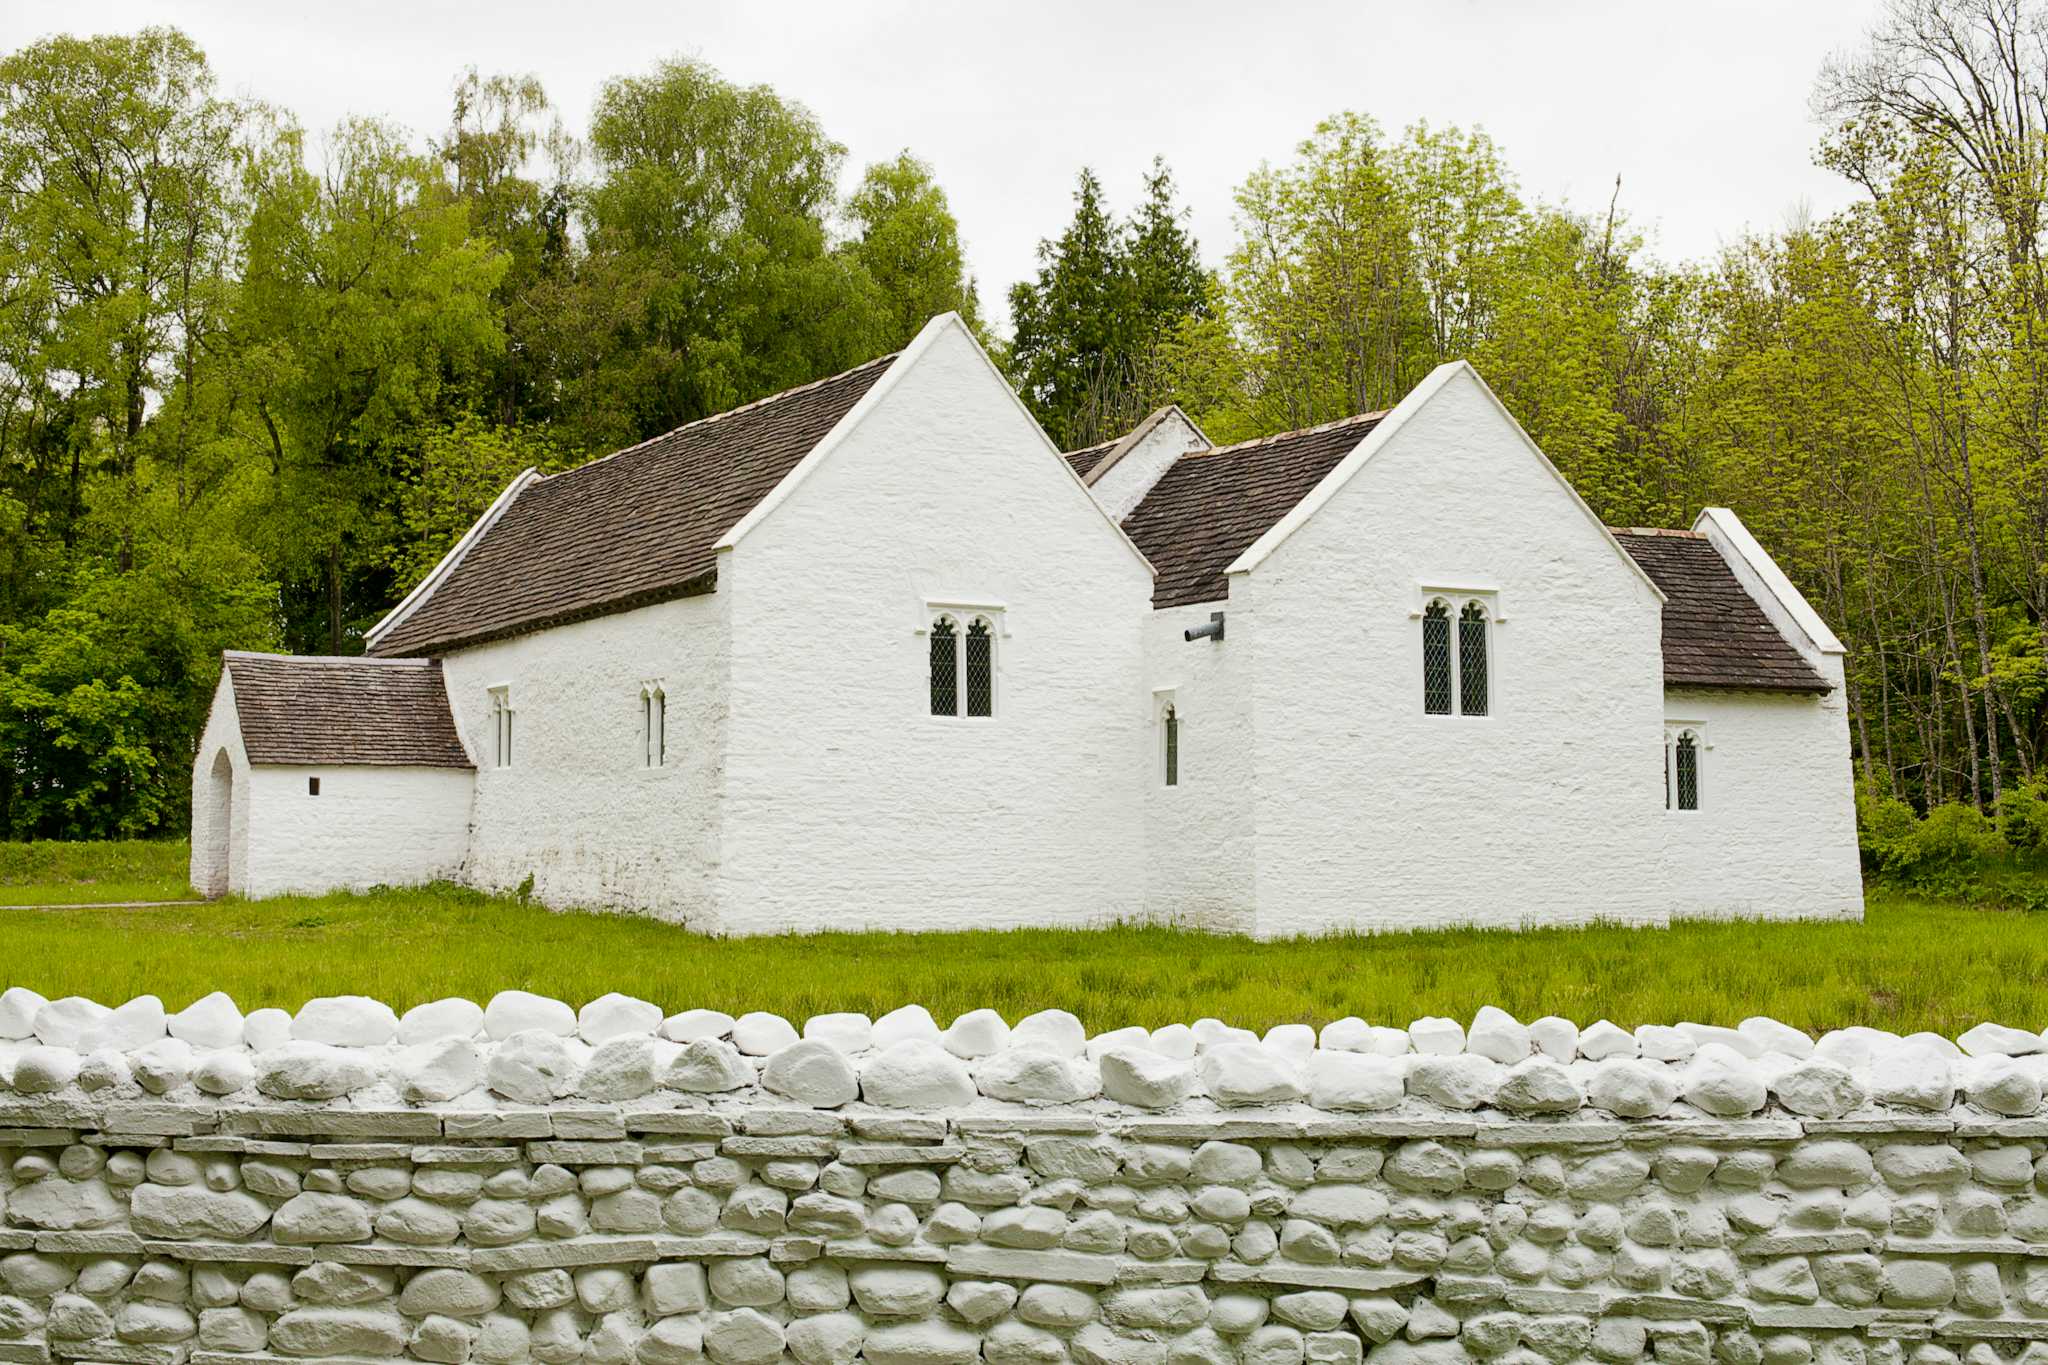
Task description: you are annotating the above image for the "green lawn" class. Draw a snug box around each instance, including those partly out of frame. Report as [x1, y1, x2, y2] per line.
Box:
[0, 839, 196, 906]
[1, 864, 2042, 1035]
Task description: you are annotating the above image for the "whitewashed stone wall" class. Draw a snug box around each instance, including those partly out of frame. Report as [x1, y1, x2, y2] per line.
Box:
[5, 992, 2048, 1365]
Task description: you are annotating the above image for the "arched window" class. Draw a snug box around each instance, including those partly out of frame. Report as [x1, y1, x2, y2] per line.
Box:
[1674, 731, 1700, 811]
[929, 617, 958, 716]
[1458, 601, 1489, 717]
[642, 684, 666, 768]
[1422, 600, 1453, 715]
[490, 687, 513, 768]
[1163, 705, 1179, 787]
[965, 617, 994, 717]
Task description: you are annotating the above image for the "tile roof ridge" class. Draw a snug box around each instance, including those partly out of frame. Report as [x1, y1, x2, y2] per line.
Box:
[539, 350, 903, 484]
[1610, 526, 1706, 538]
[226, 650, 436, 667]
[1190, 409, 1392, 458]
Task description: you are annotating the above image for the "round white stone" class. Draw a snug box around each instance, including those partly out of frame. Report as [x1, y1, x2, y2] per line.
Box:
[941, 1009, 1009, 1058]
[398, 999, 484, 1046]
[1407, 1017, 1465, 1055]
[860, 1040, 976, 1108]
[1199, 1043, 1306, 1106]
[1577, 1019, 1638, 1060]
[1317, 1018, 1372, 1053]
[33, 997, 111, 1050]
[1958, 1022, 2046, 1058]
[243, 1008, 292, 1052]
[1467, 1006, 1531, 1064]
[1305, 1050, 1404, 1111]
[1010, 1009, 1086, 1057]
[1098, 1046, 1198, 1109]
[398, 1038, 484, 1104]
[803, 1013, 874, 1054]
[732, 1012, 800, 1056]
[292, 996, 398, 1048]
[576, 993, 661, 1044]
[871, 1005, 942, 1050]
[1263, 1024, 1316, 1060]
[168, 993, 243, 1051]
[1529, 1016, 1580, 1059]
[762, 1039, 859, 1108]
[484, 991, 575, 1040]
[1681, 1043, 1767, 1116]
[0, 987, 48, 1040]
[1145, 1023, 1197, 1059]
[1740, 1016, 1815, 1059]
[662, 1009, 737, 1043]
[1086, 1026, 1150, 1061]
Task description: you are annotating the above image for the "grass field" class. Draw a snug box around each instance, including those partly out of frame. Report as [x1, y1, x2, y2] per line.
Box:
[0, 839, 196, 906]
[1, 845, 2042, 1035]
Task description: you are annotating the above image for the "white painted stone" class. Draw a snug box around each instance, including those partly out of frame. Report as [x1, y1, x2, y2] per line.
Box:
[662, 1008, 736, 1042]
[1872, 1044, 1956, 1110]
[1814, 1026, 1901, 1071]
[1145, 1022, 1197, 1059]
[732, 1011, 800, 1056]
[1965, 1055, 2041, 1116]
[0, 987, 46, 1040]
[1408, 1017, 1465, 1055]
[1467, 1006, 1531, 1064]
[168, 992, 243, 1050]
[1636, 1024, 1695, 1062]
[486, 1030, 580, 1104]
[1771, 1057, 1866, 1118]
[293, 995, 399, 1048]
[399, 998, 484, 1045]
[243, 1007, 291, 1051]
[942, 1009, 1009, 1058]
[1199, 1043, 1306, 1106]
[1360, 1026, 1411, 1056]
[398, 1038, 484, 1104]
[1306, 1050, 1404, 1111]
[1086, 1025, 1151, 1060]
[1740, 1016, 1814, 1059]
[1529, 1016, 1579, 1059]
[1010, 1009, 1086, 1057]
[1586, 1057, 1679, 1117]
[484, 991, 575, 1040]
[1317, 1018, 1371, 1053]
[76, 1048, 126, 1091]
[10, 1045, 80, 1093]
[762, 1038, 859, 1107]
[1578, 1019, 1637, 1059]
[1678, 1022, 1760, 1058]
[872, 1005, 942, 1049]
[1904, 1029, 1961, 1056]
[1406, 1053, 1502, 1109]
[255, 1041, 379, 1100]
[860, 1040, 976, 1108]
[33, 997, 110, 1051]
[1681, 1043, 1767, 1116]
[975, 1047, 1098, 1104]
[1263, 1024, 1317, 1060]
[1494, 1055, 1584, 1112]
[1959, 1022, 2045, 1058]
[575, 993, 661, 1044]
[1099, 1046, 1198, 1109]
[192, 1049, 254, 1096]
[96, 995, 167, 1051]
[804, 1013, 874, 1054]
[131, 1038, 194, 1096]
[667, 1037, 754, 1093]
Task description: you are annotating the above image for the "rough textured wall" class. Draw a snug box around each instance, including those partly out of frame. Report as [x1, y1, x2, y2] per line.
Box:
[718, 322, 1153, 934]
[1089, 417, 1211, 525]
[1660, 682, 1863, 923]
[439, 595, 727, 926]
[237, 767, 473, 900]
[1239, 368, 1670, 936]
[1141, 604, 1257, 934]
[4, 991, 2048, 1365]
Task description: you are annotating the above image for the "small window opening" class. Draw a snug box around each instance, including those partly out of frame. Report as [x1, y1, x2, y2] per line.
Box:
[1458, 601, 1489, 716]
[1163, 706, 1179, 787]
[930, 617, 958, 716]
[490, 688, 513, 768]
[642, 685, 666, 767]
[308, 776, 320, 796]
[965, 617, 994, 717]
[1675, 732, 1700, 811]
[1422, 600, 1452, 715]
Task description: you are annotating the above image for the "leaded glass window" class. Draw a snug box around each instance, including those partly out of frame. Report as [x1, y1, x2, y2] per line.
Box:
[930, 618, 957, 716]
[1675, 732, 1699, 810]
[1459, 601, 1489, 716]
[1422, 600, 1452, 714]
[1164, 706, 1179, 786]
[965, 618, 993, 717]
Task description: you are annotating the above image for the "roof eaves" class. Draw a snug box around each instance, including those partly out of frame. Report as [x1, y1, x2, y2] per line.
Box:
[366, 468, 539, 655]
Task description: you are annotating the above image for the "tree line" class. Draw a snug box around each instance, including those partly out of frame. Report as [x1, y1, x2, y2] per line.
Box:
[6, 0, 2047, 842]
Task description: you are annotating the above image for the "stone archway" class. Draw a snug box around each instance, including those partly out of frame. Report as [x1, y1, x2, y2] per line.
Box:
[194, 748, 234, 898]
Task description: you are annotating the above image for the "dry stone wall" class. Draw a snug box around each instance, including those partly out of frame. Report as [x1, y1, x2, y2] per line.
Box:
[2, 992, 2048, 1365]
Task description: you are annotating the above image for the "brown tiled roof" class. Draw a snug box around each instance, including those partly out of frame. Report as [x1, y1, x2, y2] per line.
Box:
[372, 353, 898, 656]
[1064, 438, 1119, 479]
[1121, 413, 1386, 609]
[225, 653, 472, 767]
[1611, 529, 1829, 694]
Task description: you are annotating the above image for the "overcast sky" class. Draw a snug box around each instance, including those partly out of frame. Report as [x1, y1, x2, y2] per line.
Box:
[6, 0, 1880, 331]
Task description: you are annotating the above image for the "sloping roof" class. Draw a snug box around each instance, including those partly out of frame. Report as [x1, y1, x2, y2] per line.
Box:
[371, 353, 898, 657]
[225, 653, 472, 768]
[1610, 529, 1830, 694]
[1064, 438, 1118, 479]
[1121, 413, 1387, 609]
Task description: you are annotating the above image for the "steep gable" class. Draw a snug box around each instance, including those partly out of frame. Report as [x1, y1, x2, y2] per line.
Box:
[368, 353, 898, 657]
[1612, 529, 1830, 694]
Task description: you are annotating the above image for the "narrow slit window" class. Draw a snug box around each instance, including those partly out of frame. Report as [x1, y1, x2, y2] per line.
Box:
[930, 617, 958, 716]
[1163, 706, 1179, 787]
[1422, 600, 1452, 714]
[308, 776, 320, 796]
[965, 618, 993, 717]
[490, 688, 513, 768]
[1675, 732, 1700, 811]
[1458, 601, 1489, 716]
[643, 686, 666, 767]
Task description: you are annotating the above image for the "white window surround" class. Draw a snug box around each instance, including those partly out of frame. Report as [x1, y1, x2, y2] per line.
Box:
[914, 600, 1010, 638]
[1154, 689, 1180, 788]
[1420, 592, 1497, 719]
[1664, 721, 1709, 812]
[1408, 582, 1507, 623]
[488, 686, 514, 769]
[641, 682, 667, 769]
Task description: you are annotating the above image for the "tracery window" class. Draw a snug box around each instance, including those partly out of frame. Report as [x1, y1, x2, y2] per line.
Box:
[1163, 705, 1179, 787]
[929, 618, 958, 717]
[965, 619, 993, 717]
[1674, 731, 1700, 811]
[1423, 601, 1453, 715]
[1459, 601, 1489, 716]
[1423, 597, 1491, 717]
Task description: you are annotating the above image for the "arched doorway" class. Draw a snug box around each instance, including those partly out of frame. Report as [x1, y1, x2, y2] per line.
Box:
[195, 749, 234, 897]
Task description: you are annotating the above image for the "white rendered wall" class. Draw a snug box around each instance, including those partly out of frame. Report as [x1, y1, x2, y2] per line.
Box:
[1662, 676, 1865, 921]
[189, 675, 252, 897]
[240, 764, 472, 898]
[1142, 603, 1258, 933]
[716, 320, 1154, 934]
[1088, 409, 1210, 522]
[1235, 367, 1671, 936]
[439, 595, 727, 926]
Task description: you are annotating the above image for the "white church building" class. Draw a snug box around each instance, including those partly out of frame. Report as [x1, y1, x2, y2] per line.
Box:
[191, 313, 1863, 936]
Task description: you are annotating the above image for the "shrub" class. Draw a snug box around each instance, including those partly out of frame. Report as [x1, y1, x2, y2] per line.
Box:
[1996, 774, 2048, 852]
[1862, 795, 2007, 892]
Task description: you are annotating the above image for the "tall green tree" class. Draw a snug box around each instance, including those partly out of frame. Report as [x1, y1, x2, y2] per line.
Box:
[843, 152, 982, 350]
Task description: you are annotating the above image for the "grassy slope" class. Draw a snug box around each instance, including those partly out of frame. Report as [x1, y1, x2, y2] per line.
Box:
[0, 840, 195, 905]
[2, 879, 2040, 1035]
